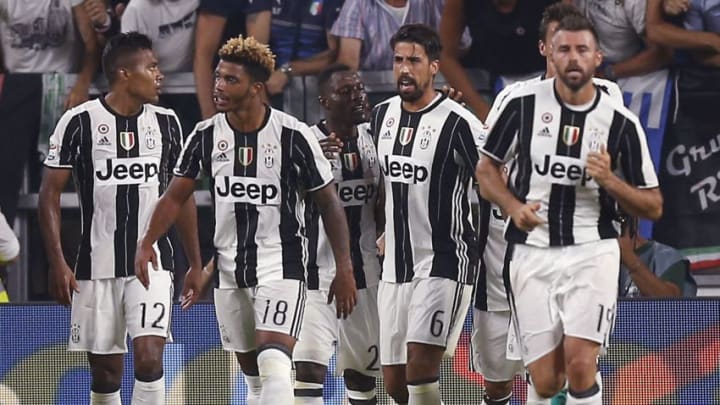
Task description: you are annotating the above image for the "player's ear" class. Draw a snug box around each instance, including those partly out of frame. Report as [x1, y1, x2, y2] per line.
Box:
[430, 59, 439, 76]
[538, 40, 547, 57]
[595, 49, 603, 70]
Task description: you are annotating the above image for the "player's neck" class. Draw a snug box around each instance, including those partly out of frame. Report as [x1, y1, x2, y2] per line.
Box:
[554, 78, 595, 106]
[402, 89, 438, 113]
[227, 102, 267, 132]
[544, 62, 556, 80]
[325, 117, 356, 141]
[104, 91, 144, 117]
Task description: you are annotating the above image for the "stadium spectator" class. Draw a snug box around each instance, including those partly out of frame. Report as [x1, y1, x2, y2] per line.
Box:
[331, 0, 451, 71]
[440, 0, 557, 119]
[84, 0, 127, 40]
[0, 0, 99, 108]
[263, 0, 344, 97]
[618, 214, 697, 297]
[571, 0, 672, 80]
[646, 0, 720, 66]
[193, 0, 271, 118]
[120, 0, 199, 73]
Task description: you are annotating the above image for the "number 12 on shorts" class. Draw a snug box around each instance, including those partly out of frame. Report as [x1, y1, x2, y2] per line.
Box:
[140, 302, 166, 329]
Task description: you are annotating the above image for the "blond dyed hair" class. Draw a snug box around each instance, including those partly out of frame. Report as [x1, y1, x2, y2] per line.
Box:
[218, 36, 275, 81]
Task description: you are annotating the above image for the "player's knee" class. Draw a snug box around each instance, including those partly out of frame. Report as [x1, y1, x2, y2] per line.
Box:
[235, 351, 259, 376]
[133, 343, 164, 381]
[295, 361, 326, 384]
[344, 369, 375, 392]
[88, 355, 123, 391]
[406, 344, 442, 380]
[484, 380, 513, 400]
[530, 373, 565, 398]
[565, 355, 597, 387]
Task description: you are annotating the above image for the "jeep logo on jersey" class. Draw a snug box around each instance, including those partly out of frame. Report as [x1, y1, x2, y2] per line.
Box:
[343, 153, 359, 171]
[215, 176, 280, 205]
[95, 157, 159, 185]
[534, 155, 594, 187]
[337, 179, 376, 206]
[562, 125, 580, 146]
[119, 131, 135, 151]
[399, 127, 414, 145]
[237, 147, 254, 166]
[381, 155, 428, 185]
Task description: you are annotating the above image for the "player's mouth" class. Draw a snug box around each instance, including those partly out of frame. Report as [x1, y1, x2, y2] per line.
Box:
[213, 93, 230, 107]
[397, 77, 417, 92]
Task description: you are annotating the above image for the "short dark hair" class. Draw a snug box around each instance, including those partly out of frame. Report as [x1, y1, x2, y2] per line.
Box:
[554, 14, 600, 47]
[318, 63, 352, 96]
[218, 36, 275, 83]
[539, 3, 583, 42]
[102, 32, 153, 85]
[389, 24, 442, 62]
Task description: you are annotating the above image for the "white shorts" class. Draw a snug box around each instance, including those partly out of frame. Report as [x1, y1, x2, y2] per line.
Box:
[378, 278, 472, 366]
[214, 279, 306, 353]
[508, 239, 619, 366]
[293, 286, 381, 377]
[68, 270, 173, 354]
[471, 309, 523, 382]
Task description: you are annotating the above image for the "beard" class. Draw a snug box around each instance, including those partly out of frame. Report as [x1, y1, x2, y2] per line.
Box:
[558, 65, 593, 92]
[397, 77, 425, 102]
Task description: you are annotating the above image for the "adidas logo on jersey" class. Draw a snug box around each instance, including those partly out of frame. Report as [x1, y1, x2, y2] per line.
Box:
[337, 179, 376, 207]
[95, 157, 159, 185]
[381, 155, 428, 184]
[534, 155, 594, 187]
[215, 176, 280, 205]
[215, 153, 229, 162]
[536, 127, 552, 138]
[97, 136, 111, 146]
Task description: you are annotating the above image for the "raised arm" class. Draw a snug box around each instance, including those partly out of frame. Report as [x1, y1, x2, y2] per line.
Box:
[193, 11, 226, 119]
[67, 3, 100, 109]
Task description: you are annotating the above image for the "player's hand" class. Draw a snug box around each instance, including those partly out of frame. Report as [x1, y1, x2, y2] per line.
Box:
[134, 241, 159, 290]
[586, 144, 613, 187]
[64, 82, 89, 110]
[376, 232, 385, 256]
[83, 0, 109, 28]
[319, 132, 343, 159]
[441, 85, 465, 105]
[328, 264, 357, 319]
[180, 260, 214, 310]
[49, 262, 79, 307]
[508, 202, 545, 232]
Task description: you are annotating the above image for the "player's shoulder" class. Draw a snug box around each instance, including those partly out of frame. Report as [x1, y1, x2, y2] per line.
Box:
[372, 95, 401, 113]
[143, 103, 178, 118]
[438, 96, 483, 126]
[309, 120, 329, 140]
[270, 107, 311, 131]
[592, 78, 624, 104]
[496, 77, 552, 107]
[54, 98, 101, 127]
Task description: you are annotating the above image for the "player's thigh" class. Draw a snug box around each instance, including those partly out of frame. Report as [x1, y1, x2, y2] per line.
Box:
[337, 285, 381, 377]
[562, 240, 620, 347]
[507, 244, 563, 366]
[69, 278, 127, 354]
[293, 289, 337, 368]
[378, 281, 412, 366]
[254, 278, 306, 349]
[471, 309, 523, 382]
[125, 270, 173, 341]
[214, 287, 257, 353]
[406, 277, 472, 357]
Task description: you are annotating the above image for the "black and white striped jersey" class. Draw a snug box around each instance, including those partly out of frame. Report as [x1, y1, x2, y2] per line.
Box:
[481, 78, 658, 247]
[474, 76, 626, 311]
[305, 121, 381, 291]
[44, 97, 182, 280]
[174, 107, 333, 288]
[373, 92, 482, 284]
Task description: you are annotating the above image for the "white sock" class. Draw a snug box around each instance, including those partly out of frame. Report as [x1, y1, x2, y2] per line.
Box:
[245, 374, 262, 405]
[481, 391, 512, 405]
[347, 387, 377, 404]
[258, 348, 293, 403]
[526, 381, 552, 405]
[407, 380, 441, 405]
[91, 390, 121, 405]
[595, 369, 602, 391]
[567, 383, 601, 405]
[131, 377, 164, 405]
[294, 381, 323, 405]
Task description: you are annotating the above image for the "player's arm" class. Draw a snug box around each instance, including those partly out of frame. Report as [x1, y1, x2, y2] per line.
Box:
[39, 168, 78, 306]
[67, 2, 100, 109]
[586, 119, 663, 221]
[311, 183, 357, 318]
[439, 0, 490, 120]
[136, 176, 197, 289]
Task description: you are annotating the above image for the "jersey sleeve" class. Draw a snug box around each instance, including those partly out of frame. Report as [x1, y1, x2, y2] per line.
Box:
[44, 109, 84, 169]
[0, 210, 19, 263]
[158, 111, 184, 187]
[617, 117, 659, 189]
[453, 113, 485, 169]
[291, 123, 334, 192]
[174, 123, 208, 179]
[480, 96, 522, 163]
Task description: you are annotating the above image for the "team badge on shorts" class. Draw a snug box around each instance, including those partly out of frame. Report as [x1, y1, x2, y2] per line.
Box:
[237, 147, 254, 166]
[70, 323, 81, 344]
[562, 125, 580, 146]
[120, 131, 135, 151]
